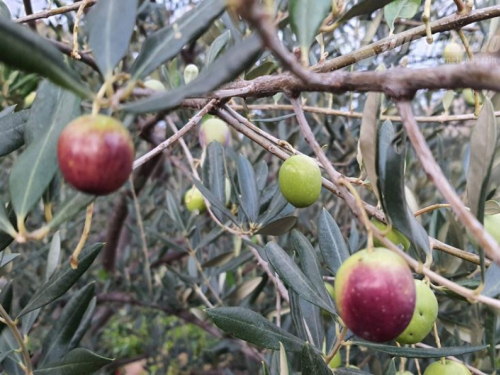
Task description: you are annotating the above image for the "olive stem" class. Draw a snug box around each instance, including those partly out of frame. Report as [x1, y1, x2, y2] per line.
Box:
[129, 178, 153, 295]
[70, 0, 90, 59]
[339, 179, 374, 251]
[422, 0, 433, 43]
[0, 304, 33, 374]
[325, 325, 348, 364]
[70, 202, 94, 269]
[414, 203, 451, 217]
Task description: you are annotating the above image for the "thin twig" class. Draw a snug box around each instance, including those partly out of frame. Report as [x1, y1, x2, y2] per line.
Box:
[0, 304, 32, 374]
[133, 100, 218, 170]
[396, 100, 500, 264]
[229, 104, 488, 124]
[69, 202, 94, 269]
[22, 0, 36, 30]
[16, 0, 96, 23]
[129, 176, 153, 295]
[292, 96, 500, 309]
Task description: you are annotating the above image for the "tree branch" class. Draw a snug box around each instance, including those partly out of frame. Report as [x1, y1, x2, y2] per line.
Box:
[395, 100, 500, 264]
[16, 0, 96, 24]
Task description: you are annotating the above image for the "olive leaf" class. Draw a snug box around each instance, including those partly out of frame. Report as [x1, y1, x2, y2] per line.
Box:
[0, 19, 92, 98]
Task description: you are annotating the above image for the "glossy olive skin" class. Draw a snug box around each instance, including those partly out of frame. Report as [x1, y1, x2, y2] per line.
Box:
[396, 280, 438, 344]
[371, 218, 411, 251]
[57, 115, 134, 196]
[184, 186, 207, 213]
[278, 155, 322, 208]
[424, 360, 471, 375]
[199, 118, 231, 147]
[328, 351, 341, 369]
[335, 247, 416, 343]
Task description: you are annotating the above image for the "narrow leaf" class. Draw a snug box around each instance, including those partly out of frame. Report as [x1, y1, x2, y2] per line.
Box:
[289, 0, 331, 50]
[377, 120, 430, 260]
[34, 348, 112, 375]
[384, 0, 421, 33]
[124, 34, 262, 113]
[206, 30, 231, 66]
[359, 92, 381, 200]
[237, 155, 259, 223]
[301, 343, 332, 375]
[86, 0, 138, 75]
[483, 262, 500, 298]
[207, 306, 305, 352]
[18, 243, 103, 317]
[0, 18, 91, 98]
[279, 342, 290, 375]
[46, 231, 61, 281]
[352, 341, 487, 358]
[257, 216, 298, 236]
[0, 109, 28, 157]
[10, 83, 81, 220]
[467, 98, 497, 223]
[39, 283, 96, 365]
[318, 209, 350, 275]
[338, 0, 395, 25]
[291, 230, 334, 306]
[265, 242, 335, 314]
[131, 0, 225, 79]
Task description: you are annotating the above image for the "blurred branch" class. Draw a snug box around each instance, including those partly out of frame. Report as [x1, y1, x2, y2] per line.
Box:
[229, 104, 493, 124]
[22, 0, 36, 30]
[47, 39, 99, 72]
[16, 0, 96, 23]
[396, 100, 500, 265]
[133, 100, 218, 170]
[291, 96, 500, 309]
[214, 60, 500, 100]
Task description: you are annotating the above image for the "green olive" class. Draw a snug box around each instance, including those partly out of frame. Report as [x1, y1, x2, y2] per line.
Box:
[184, 186, 206, 213]
[396, 280, 438, 344]
[424, 360, 471, 375]
[371, 219, 411, 251]
[278, 155, 322, 208]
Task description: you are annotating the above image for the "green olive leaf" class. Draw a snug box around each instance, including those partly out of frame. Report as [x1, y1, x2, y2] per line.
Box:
[207, 306, 305, 352]
[9, 82, 81, 221]
[130, 0, 225, 80]
[124, 34, 263, 113]
[86, 0, 138, 76]
[0, 18, 92, 98]
[289, 0, 331, 52]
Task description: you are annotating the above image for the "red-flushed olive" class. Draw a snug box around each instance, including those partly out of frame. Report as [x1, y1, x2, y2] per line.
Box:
[335, 247, 416, 343]
[57, 115, 134, 196]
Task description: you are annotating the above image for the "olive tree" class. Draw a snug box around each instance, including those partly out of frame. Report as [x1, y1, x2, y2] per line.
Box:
[0, 0, 499, 373]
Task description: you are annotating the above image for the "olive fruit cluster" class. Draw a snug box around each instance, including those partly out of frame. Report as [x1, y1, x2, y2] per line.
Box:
[334, 247, 439, 344]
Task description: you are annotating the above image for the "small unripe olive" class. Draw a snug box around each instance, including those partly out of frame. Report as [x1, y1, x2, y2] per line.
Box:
[24, 91, 36, 107]
[396, 280, 438, 344]
[485, 213, 500, 244]
[184, 186, 206, 213]
[443, 42, 463, 63]
[199, 118, 231, 147]
[184, 64, 199, 84]
[278, 155, 322, 208]
[328, 351, 341, 369]
[424, 360, 471, 375]
[57, 115, 134, 196]
[371, 218, 411, 251]
[324, 283, 335, 300]
[144, 79, 166, 92]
